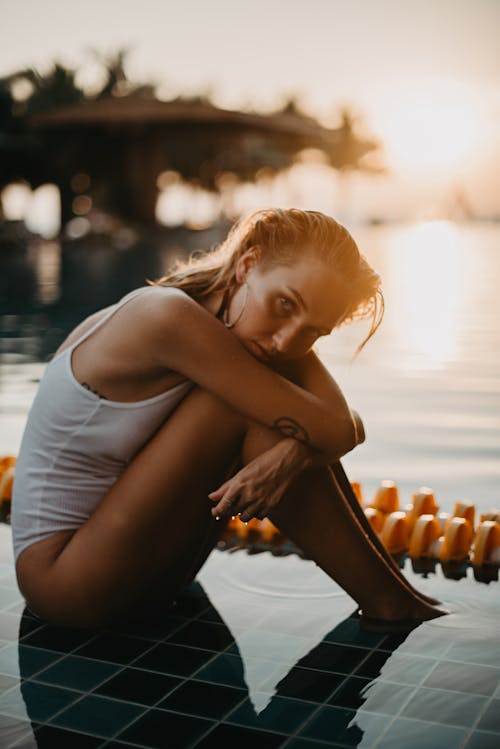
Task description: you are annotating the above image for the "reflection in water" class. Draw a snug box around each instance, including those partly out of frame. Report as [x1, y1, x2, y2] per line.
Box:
[31, 240, 61, 306]
[15, 599, 401, 749]
[9, 540, 500, 748]
[385, 221, 465, 370]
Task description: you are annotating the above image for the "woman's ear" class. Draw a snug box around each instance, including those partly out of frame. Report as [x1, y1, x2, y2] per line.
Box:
[235, 246, 261, 283]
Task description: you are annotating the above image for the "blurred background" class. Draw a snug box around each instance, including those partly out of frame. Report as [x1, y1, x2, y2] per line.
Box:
[1, 0, 499, 512]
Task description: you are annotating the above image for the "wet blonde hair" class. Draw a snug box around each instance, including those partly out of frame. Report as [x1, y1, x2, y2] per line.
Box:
[153, 208, 384, 355]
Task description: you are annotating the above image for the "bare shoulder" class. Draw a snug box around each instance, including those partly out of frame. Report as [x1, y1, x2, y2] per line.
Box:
[55, 305, 114, 356]
[128, 285, 208, 335]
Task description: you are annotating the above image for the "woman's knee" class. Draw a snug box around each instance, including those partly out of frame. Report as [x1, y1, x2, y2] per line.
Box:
[241, 422, 282, 465]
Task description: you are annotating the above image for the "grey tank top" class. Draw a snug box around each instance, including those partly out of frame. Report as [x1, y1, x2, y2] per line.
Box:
[11, 286, 194, 562]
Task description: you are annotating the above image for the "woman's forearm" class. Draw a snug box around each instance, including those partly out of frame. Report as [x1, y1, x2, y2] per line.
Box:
[274, 408, 364, 474]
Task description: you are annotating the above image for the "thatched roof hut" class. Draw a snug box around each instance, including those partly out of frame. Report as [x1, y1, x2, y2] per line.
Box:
[28, 95, 379, 224]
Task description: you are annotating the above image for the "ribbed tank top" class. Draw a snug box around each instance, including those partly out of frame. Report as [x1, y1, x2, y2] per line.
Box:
[11, 286, 194, 562]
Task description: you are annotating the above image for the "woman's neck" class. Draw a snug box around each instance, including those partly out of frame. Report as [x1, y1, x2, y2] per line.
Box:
[198, 289, 227, 320]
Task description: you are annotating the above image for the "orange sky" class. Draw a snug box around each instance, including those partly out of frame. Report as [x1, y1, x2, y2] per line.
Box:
[2, 0, 500, 221]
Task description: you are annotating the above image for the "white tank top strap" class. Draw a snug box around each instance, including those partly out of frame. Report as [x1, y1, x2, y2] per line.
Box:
[66, 286, 154, 354]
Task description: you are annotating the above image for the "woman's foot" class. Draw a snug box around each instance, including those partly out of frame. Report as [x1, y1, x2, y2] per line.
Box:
[359, 598, 448, 633]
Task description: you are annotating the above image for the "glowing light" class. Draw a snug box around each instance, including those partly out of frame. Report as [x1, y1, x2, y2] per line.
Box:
[373, 79, 485, 175]
[156, 183, 220, 227]
[70, 173, 91, 193]
[26, 184, 61, 238]
[72, 195, 92, 215]
[386, 221, 464, 370]
[1, 182, 31, 220]
[66, 217, 90, 239]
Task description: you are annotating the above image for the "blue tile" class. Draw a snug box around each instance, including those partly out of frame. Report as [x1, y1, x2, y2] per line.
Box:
[0, 586, 23, 608]
[299, 705, 387, 746]
[356, 651, 437, 685]
[297, 642, 368, 675]
[275, 666, 344, 703]
[194, 652, 258, 689]
[167, 619, 235, 651]
[477, 699, 500, 732]
[33, 724, 104, 748]
[134, 641, 215, 677]
[401, 687, 488, 727]
[447, 641, 500, 668]
[323, 619, 385, 648]
[0, 643, 62, 678]
[194, 722, 287, 748]
[379, 717, 467, 749]
[197, 605, 225, 625]
[35, 654, 120, 691]
[228, 629, 310, 663]
[424, 661, 500, 696]
[17, 612, 46, 638]
[0, 713, 37, 749]
[159, 679, 246, 719]
[225, 693, 316, 733]
[21, 624, 96, 653]
[117, 707, 214, 748]
[387, 629, 453, 658]
[287, 740, 334, 749]
[0, 680, 79, 721]
[465, 730, 500, 749]
[107, 613, 188, 641]
[337, 679, 415, 715]
[95, 666, 182, 705]
[0, 612, 24, 641]
[0, 673, 17, 694]
[50, 694, 145, 738]
[74, 633, 153, 665]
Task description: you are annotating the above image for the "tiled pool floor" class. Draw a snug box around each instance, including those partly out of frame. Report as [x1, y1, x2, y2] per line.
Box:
[0, 524, 498, 749]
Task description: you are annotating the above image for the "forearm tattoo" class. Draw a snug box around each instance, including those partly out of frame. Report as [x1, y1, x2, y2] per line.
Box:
[273, 417, 310, 444]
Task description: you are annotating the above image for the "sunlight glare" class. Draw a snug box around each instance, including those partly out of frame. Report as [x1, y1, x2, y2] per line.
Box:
[386, 221, 463, 370]
[375, 80, 485, 175]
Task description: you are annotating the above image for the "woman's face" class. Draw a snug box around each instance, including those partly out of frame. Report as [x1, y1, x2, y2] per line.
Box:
[228, 253, 350, 361]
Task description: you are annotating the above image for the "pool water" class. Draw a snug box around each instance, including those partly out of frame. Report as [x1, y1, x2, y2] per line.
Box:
[0, 524, 498, 749]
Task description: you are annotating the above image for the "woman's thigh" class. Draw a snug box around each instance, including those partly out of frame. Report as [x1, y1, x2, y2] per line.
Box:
[16, 387, 247, 627]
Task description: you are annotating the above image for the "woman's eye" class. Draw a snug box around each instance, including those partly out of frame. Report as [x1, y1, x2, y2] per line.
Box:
[279, 296, 294, 312]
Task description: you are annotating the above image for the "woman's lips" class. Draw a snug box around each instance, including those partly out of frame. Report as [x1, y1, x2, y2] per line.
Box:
[251, 341, 271, 361]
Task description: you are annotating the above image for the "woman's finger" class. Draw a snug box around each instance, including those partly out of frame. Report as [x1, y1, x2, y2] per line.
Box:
[208, 480, 231, 501]
[211, 487, 242, 518]
[239, 499, 267, 523]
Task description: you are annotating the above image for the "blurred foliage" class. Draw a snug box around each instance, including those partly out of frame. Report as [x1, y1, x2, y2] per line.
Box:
[0, 49, 383, 225]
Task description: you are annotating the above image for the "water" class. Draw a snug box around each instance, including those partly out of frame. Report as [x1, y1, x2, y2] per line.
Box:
[318, 221, 500, 513]
[1, 221, 499, 514]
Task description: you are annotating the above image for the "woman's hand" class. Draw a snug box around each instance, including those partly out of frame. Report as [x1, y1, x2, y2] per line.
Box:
[208, 438, 312, 522]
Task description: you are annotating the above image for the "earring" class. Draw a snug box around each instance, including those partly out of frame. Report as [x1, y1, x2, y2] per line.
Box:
[224, 282, 248, 329]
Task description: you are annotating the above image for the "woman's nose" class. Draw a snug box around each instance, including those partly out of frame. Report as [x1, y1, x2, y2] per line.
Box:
[272, 324, 298, 354]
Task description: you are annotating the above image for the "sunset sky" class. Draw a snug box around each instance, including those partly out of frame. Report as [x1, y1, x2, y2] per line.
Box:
[2, 0, 499, 222]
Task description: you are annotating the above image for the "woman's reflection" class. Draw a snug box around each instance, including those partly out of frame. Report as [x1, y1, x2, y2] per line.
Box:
[17, 586, 412, 749]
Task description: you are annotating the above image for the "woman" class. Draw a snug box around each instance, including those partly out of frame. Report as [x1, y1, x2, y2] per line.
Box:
[12, 208, 445, 630]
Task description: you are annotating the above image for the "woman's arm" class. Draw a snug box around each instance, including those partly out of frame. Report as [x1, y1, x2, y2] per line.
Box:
[208, 351, 365, 521]
[142, 289, 356, 462]
[272, 349, 365, 463]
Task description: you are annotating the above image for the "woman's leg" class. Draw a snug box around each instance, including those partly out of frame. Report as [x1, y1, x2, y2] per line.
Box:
[242, 426, 444, 623]
[330, 461, 440, 607]
[16, 388, 248, 627]
[17, 386, 442, 629]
